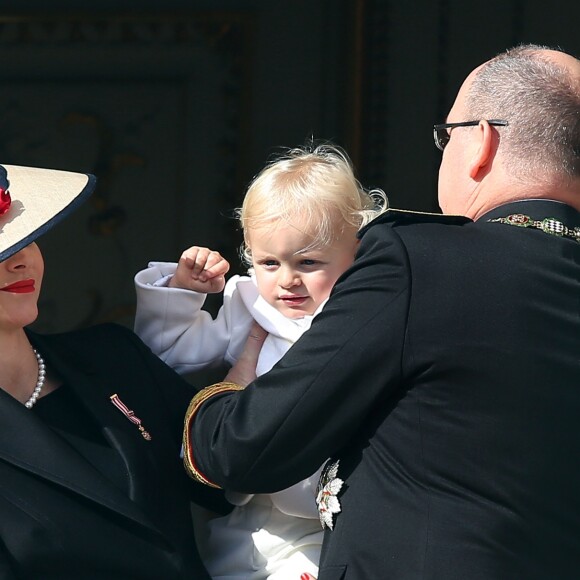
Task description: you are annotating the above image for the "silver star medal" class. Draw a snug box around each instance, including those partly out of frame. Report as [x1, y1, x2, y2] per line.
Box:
[316, 460, 344, 530]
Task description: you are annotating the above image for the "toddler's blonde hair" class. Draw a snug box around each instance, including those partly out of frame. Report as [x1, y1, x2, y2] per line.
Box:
[238, 143, 387, 265]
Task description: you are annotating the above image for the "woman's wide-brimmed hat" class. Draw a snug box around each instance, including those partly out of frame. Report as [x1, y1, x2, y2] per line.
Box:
[0, 163, 96, 262]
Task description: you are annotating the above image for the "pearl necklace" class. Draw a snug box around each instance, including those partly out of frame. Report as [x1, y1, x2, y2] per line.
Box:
[24, 349, 46, 409]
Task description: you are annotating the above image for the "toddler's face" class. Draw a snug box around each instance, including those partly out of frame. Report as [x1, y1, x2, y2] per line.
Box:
[248, 222, 358, 319]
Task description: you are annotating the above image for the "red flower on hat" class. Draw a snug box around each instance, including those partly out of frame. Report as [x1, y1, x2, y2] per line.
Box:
[0, 187, 10, 216]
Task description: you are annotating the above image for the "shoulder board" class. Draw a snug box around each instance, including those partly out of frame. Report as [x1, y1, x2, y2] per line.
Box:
[360, 208, 471, 236]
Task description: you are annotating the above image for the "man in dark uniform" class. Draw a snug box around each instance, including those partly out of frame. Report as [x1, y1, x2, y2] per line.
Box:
[183, 44, 580, 579]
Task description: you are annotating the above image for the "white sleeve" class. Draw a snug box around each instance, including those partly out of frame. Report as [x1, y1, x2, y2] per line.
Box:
[134, 262, 253, 375]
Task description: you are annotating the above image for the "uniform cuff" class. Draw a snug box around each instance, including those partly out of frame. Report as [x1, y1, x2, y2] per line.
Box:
[182, 382, 244, 488]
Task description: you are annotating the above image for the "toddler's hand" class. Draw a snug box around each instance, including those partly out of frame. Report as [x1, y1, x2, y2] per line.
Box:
[169, 246, 230, 293]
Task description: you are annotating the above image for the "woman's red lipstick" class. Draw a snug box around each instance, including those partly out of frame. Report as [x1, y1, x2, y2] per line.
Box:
[0, 279, 35, 293]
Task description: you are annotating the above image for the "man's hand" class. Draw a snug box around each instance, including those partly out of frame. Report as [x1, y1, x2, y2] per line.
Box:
[225, 323, 268, 387]
[168, 246, 230, 293]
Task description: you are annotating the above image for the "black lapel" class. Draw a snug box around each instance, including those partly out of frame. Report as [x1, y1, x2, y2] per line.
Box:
[0, 332, 163, 539]
[52, 347, 166, 514]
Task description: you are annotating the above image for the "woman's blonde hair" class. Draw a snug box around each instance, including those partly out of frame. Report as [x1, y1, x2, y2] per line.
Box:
[238, 143, 388, 264]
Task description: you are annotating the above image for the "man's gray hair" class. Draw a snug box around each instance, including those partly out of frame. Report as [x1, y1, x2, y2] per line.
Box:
[466, 44, 580, 181]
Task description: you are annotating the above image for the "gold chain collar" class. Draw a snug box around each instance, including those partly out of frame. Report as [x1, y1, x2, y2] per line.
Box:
[487, 213, 580, 242]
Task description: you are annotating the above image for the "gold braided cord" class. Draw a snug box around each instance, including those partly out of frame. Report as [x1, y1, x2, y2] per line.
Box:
[183, 382, 244, 488]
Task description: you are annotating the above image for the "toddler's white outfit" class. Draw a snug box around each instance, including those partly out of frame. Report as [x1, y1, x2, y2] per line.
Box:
[134, 262, 324, 579]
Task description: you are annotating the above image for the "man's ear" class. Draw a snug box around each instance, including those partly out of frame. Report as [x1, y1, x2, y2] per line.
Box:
[468, 120, 494, 179]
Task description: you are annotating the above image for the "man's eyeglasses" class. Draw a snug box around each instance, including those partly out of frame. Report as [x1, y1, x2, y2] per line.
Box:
[433, 120, 508, 151]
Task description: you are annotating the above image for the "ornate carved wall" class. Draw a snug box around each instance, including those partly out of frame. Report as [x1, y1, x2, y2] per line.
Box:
[0, 14, 250, 330]
[1, 2, 577, 333]
[354, 0, 580, 212]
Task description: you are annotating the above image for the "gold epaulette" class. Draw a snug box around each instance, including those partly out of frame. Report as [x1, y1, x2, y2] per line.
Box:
[182, 382, 244, 488]
[360, 208, 471, 235]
